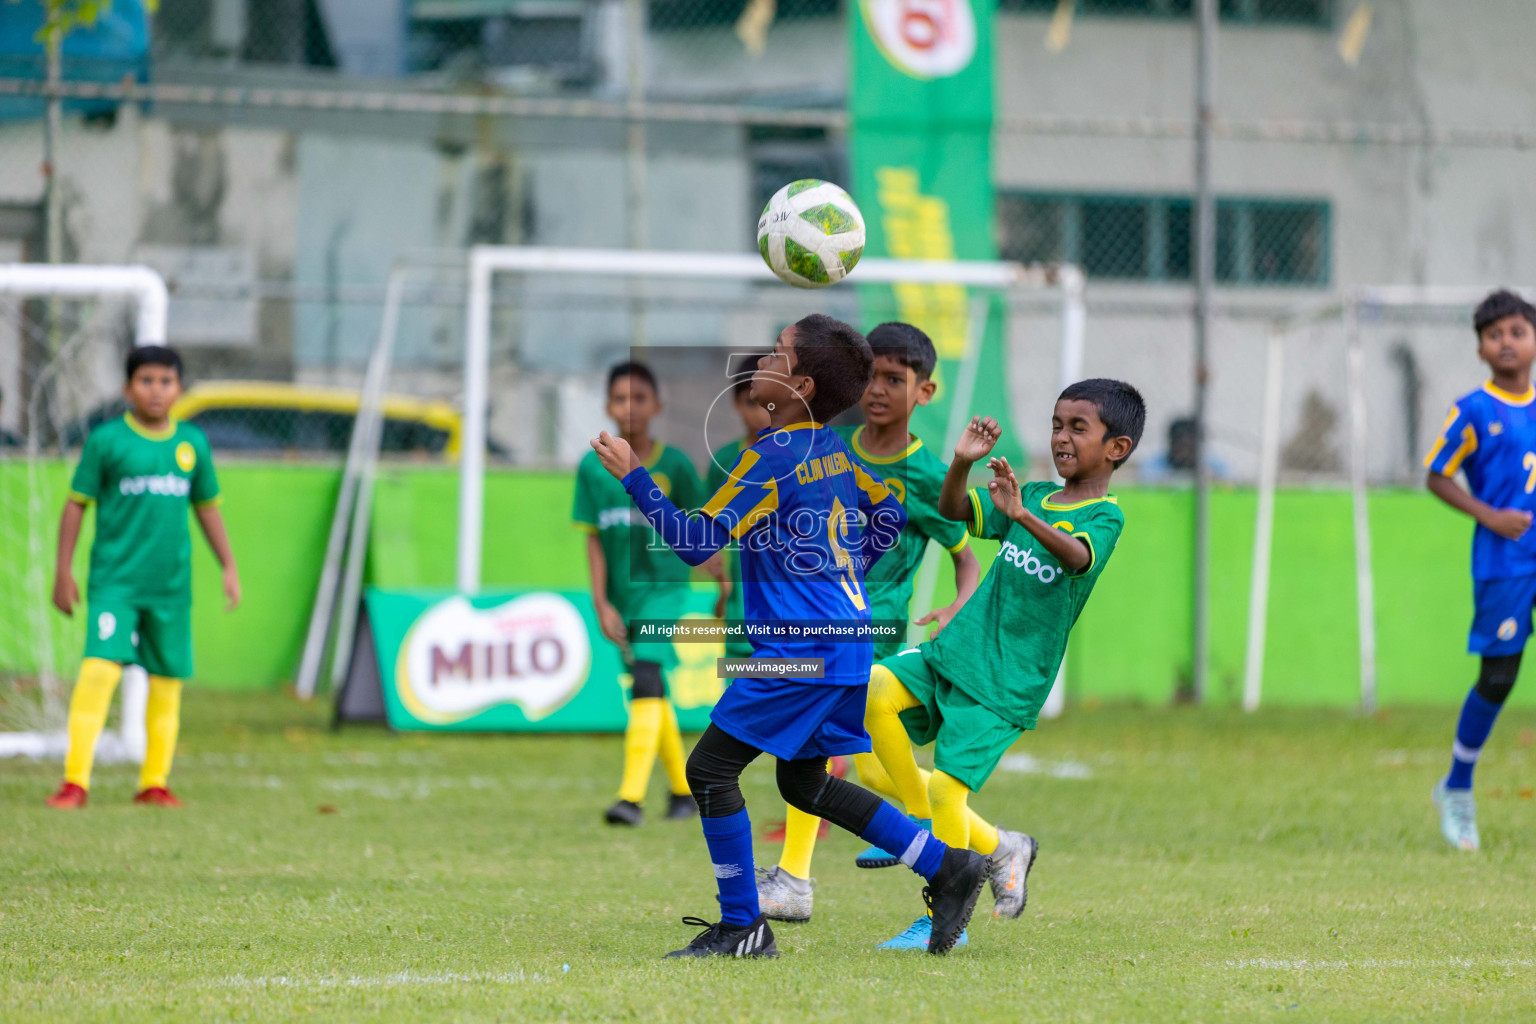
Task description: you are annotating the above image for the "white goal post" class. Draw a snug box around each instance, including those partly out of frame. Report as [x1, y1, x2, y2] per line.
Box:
[455, 246, 1085, 714]
[0, 263, 169, 761]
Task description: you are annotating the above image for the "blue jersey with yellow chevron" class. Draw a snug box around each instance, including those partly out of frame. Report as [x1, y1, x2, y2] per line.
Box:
[1425, 381, 1536, 580]
[701, 421, 907, 685]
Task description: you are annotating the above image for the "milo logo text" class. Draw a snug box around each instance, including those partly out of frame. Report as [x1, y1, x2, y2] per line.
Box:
[997, 540, 1059, 583]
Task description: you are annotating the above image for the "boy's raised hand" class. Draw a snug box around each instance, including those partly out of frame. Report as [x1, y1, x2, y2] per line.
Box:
[591, 430, 638, 481]
[954, 416, 1001, 464]
[986, 456, 1025, 520]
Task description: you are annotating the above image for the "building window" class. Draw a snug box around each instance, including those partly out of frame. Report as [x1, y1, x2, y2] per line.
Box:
[998, 191, 1330, 287]
[650, 0, 841, 32]
[748, 126, 846, 220]
[997, 0, 1331, 26]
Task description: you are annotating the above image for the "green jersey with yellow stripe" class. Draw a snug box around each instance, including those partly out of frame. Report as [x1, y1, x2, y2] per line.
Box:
[923, 481, 1124, 729]
[69, 414, 221, 606]
[837, 425, 969, 657]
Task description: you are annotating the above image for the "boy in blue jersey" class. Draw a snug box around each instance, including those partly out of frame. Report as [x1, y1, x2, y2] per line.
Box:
[590, 314, 990, 958]
[1425, 289, 1536, 852]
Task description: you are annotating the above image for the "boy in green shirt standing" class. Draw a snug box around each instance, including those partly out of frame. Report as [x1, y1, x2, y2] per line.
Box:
[46, 346, 241, 809]
[574, 361, 724, 826]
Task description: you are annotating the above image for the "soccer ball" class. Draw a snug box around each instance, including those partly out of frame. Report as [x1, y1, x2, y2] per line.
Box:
[757, 180, 866, 289]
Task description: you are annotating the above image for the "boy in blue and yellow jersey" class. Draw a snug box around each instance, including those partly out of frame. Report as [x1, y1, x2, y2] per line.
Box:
[46, 346, 241, 810]
[706, 353, 771, 662]
[1425, 289, 1536, 852]
[574, 361, 721, 827]
[756, 323, 981, 924]
[590, 314, 990, 958]
[862, 378, 1144, 949]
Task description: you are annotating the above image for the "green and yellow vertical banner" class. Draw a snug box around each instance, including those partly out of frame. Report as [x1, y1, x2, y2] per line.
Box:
[850, 0, 1020, 459]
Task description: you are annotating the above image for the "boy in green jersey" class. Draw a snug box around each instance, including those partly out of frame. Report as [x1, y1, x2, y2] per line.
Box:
[865, 378, 1144, 949]
[46, 346, 241, 809]
[574, 361, 725, 826]
[706, 354, 771, 661]
[756, 323, 980, 923]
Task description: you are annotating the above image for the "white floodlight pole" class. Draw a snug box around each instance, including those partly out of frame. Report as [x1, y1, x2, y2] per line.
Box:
[0, 263, 168, 763]
[457, 246, 1046, 595]
[1242, 321, 1286, 712]
[1345, 290, 1377, 714]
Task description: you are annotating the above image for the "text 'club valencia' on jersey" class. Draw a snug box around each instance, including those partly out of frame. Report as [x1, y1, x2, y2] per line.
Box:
[700, 422, 907, 686]
[69, 414, 221, 606]
[1425, 381, 1536, 580]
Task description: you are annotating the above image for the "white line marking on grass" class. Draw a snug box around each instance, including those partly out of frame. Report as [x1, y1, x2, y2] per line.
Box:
[221, 969, 551, 990]
[1226, 958, 1534, 971]
[997, 754, 1093, 779]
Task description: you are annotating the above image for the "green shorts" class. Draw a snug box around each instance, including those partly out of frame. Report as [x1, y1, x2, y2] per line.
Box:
[880, 645, 1024, 793]
[619, 585, 690, 670]
[82, 598, 193, 679]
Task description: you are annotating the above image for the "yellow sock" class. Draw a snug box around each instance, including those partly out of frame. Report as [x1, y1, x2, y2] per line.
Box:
[657, 701, 690, 796]
[617, 697, 665, 804]
[63, 658, 122, 789]
[852, 752, 902, 804]
[778, 803, 821, 879]
[928, 770, 974, 851]
[967, 806, 999, 856]
[138, 676, 182, 791]
[865, 666, 931, 817]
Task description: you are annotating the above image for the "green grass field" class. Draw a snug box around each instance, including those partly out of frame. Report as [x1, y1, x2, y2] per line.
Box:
[4, 693, 1536, 1023]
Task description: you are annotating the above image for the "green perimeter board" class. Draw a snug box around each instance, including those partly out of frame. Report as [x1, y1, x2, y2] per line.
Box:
[1, 461, 1513, 708]
[364, 586, 723, 733]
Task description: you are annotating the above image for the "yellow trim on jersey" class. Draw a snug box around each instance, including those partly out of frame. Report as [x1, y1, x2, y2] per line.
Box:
[124, 413, 176, 441]
[852, 462, 893, 506]
[1442, 424, 1478, 475]
[1070, 531, 1098, 576]
[967, 487, 985, 536]
[639, 441, 667, 471]
[1423, 406, 1461, 469]
[1041, 490, 1119, 511]
[944, 535, 970, 554]
[702, 447, 781, 538]
[849, 425, 923, 465]
[753, 421, 823, 447]
[572, 521, 598, 534]
[67, 490, 94, 506]
[193, 496, 223, 509]
[1483, 381, 1536, 407]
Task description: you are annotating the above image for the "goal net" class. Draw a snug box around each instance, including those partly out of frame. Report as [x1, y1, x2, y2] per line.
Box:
[306, 247, 1085, 714]
[0, 265, 167, 759]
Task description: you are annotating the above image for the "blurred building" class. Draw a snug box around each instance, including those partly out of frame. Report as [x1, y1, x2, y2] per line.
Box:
[0, 0, 1530, 475]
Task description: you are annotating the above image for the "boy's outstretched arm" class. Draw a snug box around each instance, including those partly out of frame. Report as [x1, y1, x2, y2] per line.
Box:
[51, 498, 87, 616]
[194, 505, 242, 611]
[987, 456, 1091, 572]
[914, 545, 979, 636]
[938, 416, 1002, 522]
[1426, 469, 1533, 540]
[591, 431, 730, 567]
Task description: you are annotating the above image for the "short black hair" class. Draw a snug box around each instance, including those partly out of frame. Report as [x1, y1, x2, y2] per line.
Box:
[732, 353, 761, 397]
[607, 360, 658, 397]
[788, 314, 872, 422]
[125, 345, 183, 382]
[1473, 289, 1536, 335]
[1059, 378, 1146, 468]
[865, 322, 938, 381]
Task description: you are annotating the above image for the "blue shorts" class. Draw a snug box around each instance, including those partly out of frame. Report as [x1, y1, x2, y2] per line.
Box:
[1470, 575, 1536, 656]
[709, 678, 872, 761]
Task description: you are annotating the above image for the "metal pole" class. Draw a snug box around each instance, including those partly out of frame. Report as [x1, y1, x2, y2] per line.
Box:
[457, 248, 492, 593]
[1042, 265, 1087, 719]
[1346, 293, 1378, 713]
[43, 24, 61, 267]
[624, 0, 647, 348]
[1191, 0, 1217, 703]
[1242, 323, 1284, 712]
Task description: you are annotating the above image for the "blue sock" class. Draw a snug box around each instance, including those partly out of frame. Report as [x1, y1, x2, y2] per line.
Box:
[699, 810, 759, 926]
[861, 802, 948, 880]
[1447, 688, 1502, 790]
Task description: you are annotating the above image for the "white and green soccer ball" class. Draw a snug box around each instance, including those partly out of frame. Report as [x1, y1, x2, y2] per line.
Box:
[757, 179, 866, 289]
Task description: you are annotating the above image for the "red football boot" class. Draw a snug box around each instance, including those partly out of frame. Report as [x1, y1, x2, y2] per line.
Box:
[45, 782, 87, 809]
[133, 786, 182, 808]
[762, 818, 830, 841]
